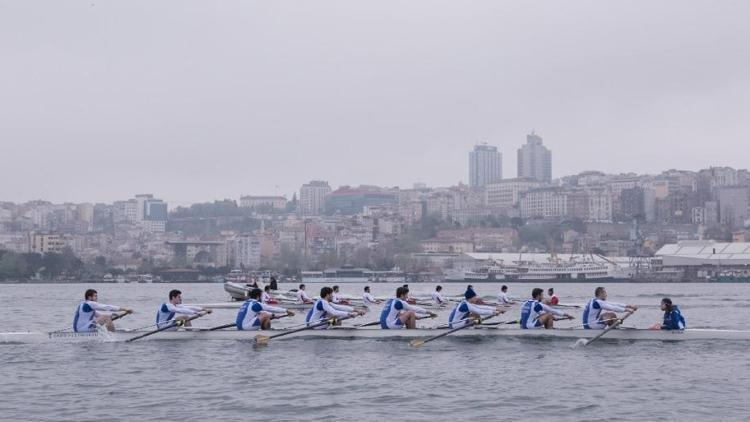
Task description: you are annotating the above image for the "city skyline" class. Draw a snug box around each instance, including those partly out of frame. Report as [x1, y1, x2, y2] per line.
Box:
[2, 2, 749, 204]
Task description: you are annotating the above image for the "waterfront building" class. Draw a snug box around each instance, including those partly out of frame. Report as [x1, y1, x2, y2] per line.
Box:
[240, 195, 287, 210]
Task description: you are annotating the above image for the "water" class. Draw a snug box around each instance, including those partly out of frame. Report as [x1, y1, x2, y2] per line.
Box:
[2, 282, 750, 421]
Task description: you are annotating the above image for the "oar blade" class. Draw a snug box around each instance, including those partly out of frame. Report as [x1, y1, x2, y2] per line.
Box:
[409, 339, 425, 348]
[254, 334, 270, 345]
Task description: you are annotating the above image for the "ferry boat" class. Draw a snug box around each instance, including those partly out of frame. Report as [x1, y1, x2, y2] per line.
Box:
[301, 268, 405, 283]
[444, 256, 633, 283]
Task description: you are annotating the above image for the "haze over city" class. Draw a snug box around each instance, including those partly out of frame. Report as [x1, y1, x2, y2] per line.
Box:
[2, 1, 749, 205]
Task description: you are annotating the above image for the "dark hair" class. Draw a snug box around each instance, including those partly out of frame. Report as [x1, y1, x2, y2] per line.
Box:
[548, 288, 554, 294]
[299, 284, 305, 289]
[364, 286, 370, 292]
[436, 285, 442, 291]
[249, 288, 262, 299]
[85, 289, 97, 300]
[333, 285, 339, 291]
[169, 289, 182, 300]
[532, 288, 544, 300]
[396, 286, 409, 298]
[661, 297, 673, 310]
[320, 286, 333, 298]
[264, 285, 271, 292]
[501, 285, 508, 292]
[595, 287, 606, 297]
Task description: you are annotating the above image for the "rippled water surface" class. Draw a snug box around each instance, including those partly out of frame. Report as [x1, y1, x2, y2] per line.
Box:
[2, 282, 750, 421]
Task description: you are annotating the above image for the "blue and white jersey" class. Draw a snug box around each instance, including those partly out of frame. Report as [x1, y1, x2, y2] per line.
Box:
[582, 299, 627, 329]
[432, 292, 445, 305]
[379, 299, 427, 329]
[519, 300, 564, 329]
[662, 306, 686, 330]
[448, 300, 495, 328]
[73, 301, 121, 333]
[156, 302, 202, 329]
[305, 299, 352, 329]
[236, 299, 287, 331]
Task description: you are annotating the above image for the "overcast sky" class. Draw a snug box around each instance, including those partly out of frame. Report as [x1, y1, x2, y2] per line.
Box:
[1, 1, 749, 205]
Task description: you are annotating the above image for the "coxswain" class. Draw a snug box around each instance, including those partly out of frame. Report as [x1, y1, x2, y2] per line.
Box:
[380, 287, 436, 329]
[236, 288, 294, 330]
[73, 289, 133, 332]
[363, 286, 382, 306]
[156, 289, 211, 329]
[497, 285, 514, 305]
[296, 284, 313, 304]
[650, 298, 686, 330]
[432, 285, 446, 306]
[305, 287, 363, 328]
[448, 288, 503, 328]
[520, 288, 574, 329]
[545, 288, 559, 306]
[582, 287, 637, 329]
[269, 276, 279, 291]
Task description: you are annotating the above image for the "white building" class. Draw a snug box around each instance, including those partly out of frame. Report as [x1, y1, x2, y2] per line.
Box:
[469, 143, 502, 188]
[233, 234, 261, 269]
[519, 188, 569, 218]
[485, 178, 540, 212]
[517, 132, 552, 183]
[299, 181, 331, 216]
[586, 188, 613, 222]
[240, 195, 287, 210]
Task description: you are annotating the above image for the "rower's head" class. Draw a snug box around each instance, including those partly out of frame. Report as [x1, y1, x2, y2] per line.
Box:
[85, 289, 97, 301]
[548, 288, 554, 295]
[320, 287, 334, 301]
[364, 286, 370, 293]
[396, 286, 409, 299]
[299, 284, 305, 290]
[436, 285, 442, 292]
[661, 297, 673, 311]
[501, 285, 508, 293]
[465, 287, 479, 304]
[169, 289, 182, 304]
[264, 285, 271, 292]
[531, 288, 544, 301]
[333, 285, 340, 293]
[595, 286, 607, 300]
[249, 288, 262, 300]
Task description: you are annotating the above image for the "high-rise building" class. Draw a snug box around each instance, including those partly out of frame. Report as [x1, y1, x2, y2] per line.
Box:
[300, 180, 332, 216]
[517, 132, 552, 183]
[469, 143, 502, 188]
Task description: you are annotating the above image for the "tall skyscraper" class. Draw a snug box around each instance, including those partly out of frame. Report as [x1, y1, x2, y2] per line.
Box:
[300, 180, 332, 216]
[517, 132, 552, 183]
[469, 143, 502, 188]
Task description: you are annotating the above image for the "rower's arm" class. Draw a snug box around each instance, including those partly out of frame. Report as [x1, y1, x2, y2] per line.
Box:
[88, 301, 122, 313]
[329, 302, 354, 313]
[324, 301, 352, 318]
[261, 303, 288, 314]
[539, 303, 565, 317]
[402, 301, 428, 314]
[171, 304, 200, 315]
[466, 302, 495, 316]
[599, 301, 627, 313]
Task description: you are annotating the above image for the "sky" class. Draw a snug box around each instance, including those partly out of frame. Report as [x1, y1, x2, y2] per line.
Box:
[1, 1, 749, 205]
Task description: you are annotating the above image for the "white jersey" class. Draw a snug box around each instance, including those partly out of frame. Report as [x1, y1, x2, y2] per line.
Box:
[305, 299, 352, 329]
[236, 299, 287, 331]
[448, 301, 495, 328]
[582, 299, 627, 329]
[363, 292, 379, 306]
[332, 292, 344, 304]
[297, 290, 312, 303]
[156, 302, 202, 328]
[379, 298, 427, 329]
[261, 291, 271, 303]
[432, 291, 445, 305]
[73, 301, 121, 332]
[520, 300, 565, 329]
[497, 292, 513, 305]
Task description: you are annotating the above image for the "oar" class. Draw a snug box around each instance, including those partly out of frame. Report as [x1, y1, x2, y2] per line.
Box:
[255, 315, 356, 345]
[355, 314, 435, 328]
[207, 313, 293, 331]
[581, 310, 635, 347]
[126, 312, 206, 342]
[410, 315, 495, 348]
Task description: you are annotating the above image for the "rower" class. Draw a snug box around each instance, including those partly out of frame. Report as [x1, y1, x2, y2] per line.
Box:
[448, 288, 503, 328]
[331, 285, 350, 305]
[261, 285, 277, 304]
[305, 286, 362, 328]
[156, 289, 211, 329]
[650, 298, 686, 330]
[363, 286, 382, 306]
[73, 289, 133, 333]
[582, 287, 637, 329]
[296, 284, 313, 304]
[465, 285, 487, 305]
[432, 285, 446, 306]
[497, 285, 514, 305]
[545, 288, 559, 306]
[236, 288, 294, 330]
[380, 287, 436, 329]
[520, 288, 573, 329]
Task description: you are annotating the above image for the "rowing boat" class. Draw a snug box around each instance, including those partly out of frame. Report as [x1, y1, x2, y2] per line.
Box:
[3, 326, 749, 344]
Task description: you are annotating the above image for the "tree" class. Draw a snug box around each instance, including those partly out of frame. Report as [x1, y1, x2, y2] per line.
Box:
[0, 252, 27, 280]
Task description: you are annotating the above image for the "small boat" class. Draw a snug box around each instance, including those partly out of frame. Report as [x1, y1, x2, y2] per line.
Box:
[3, 326, 749, 344]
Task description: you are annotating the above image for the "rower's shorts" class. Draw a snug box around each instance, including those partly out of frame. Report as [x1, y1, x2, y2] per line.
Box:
[239, 317, 262, 331]
[381, 318, 403, 329]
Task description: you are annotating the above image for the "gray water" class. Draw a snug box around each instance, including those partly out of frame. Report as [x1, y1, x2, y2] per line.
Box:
[2, 282, 750, 421]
